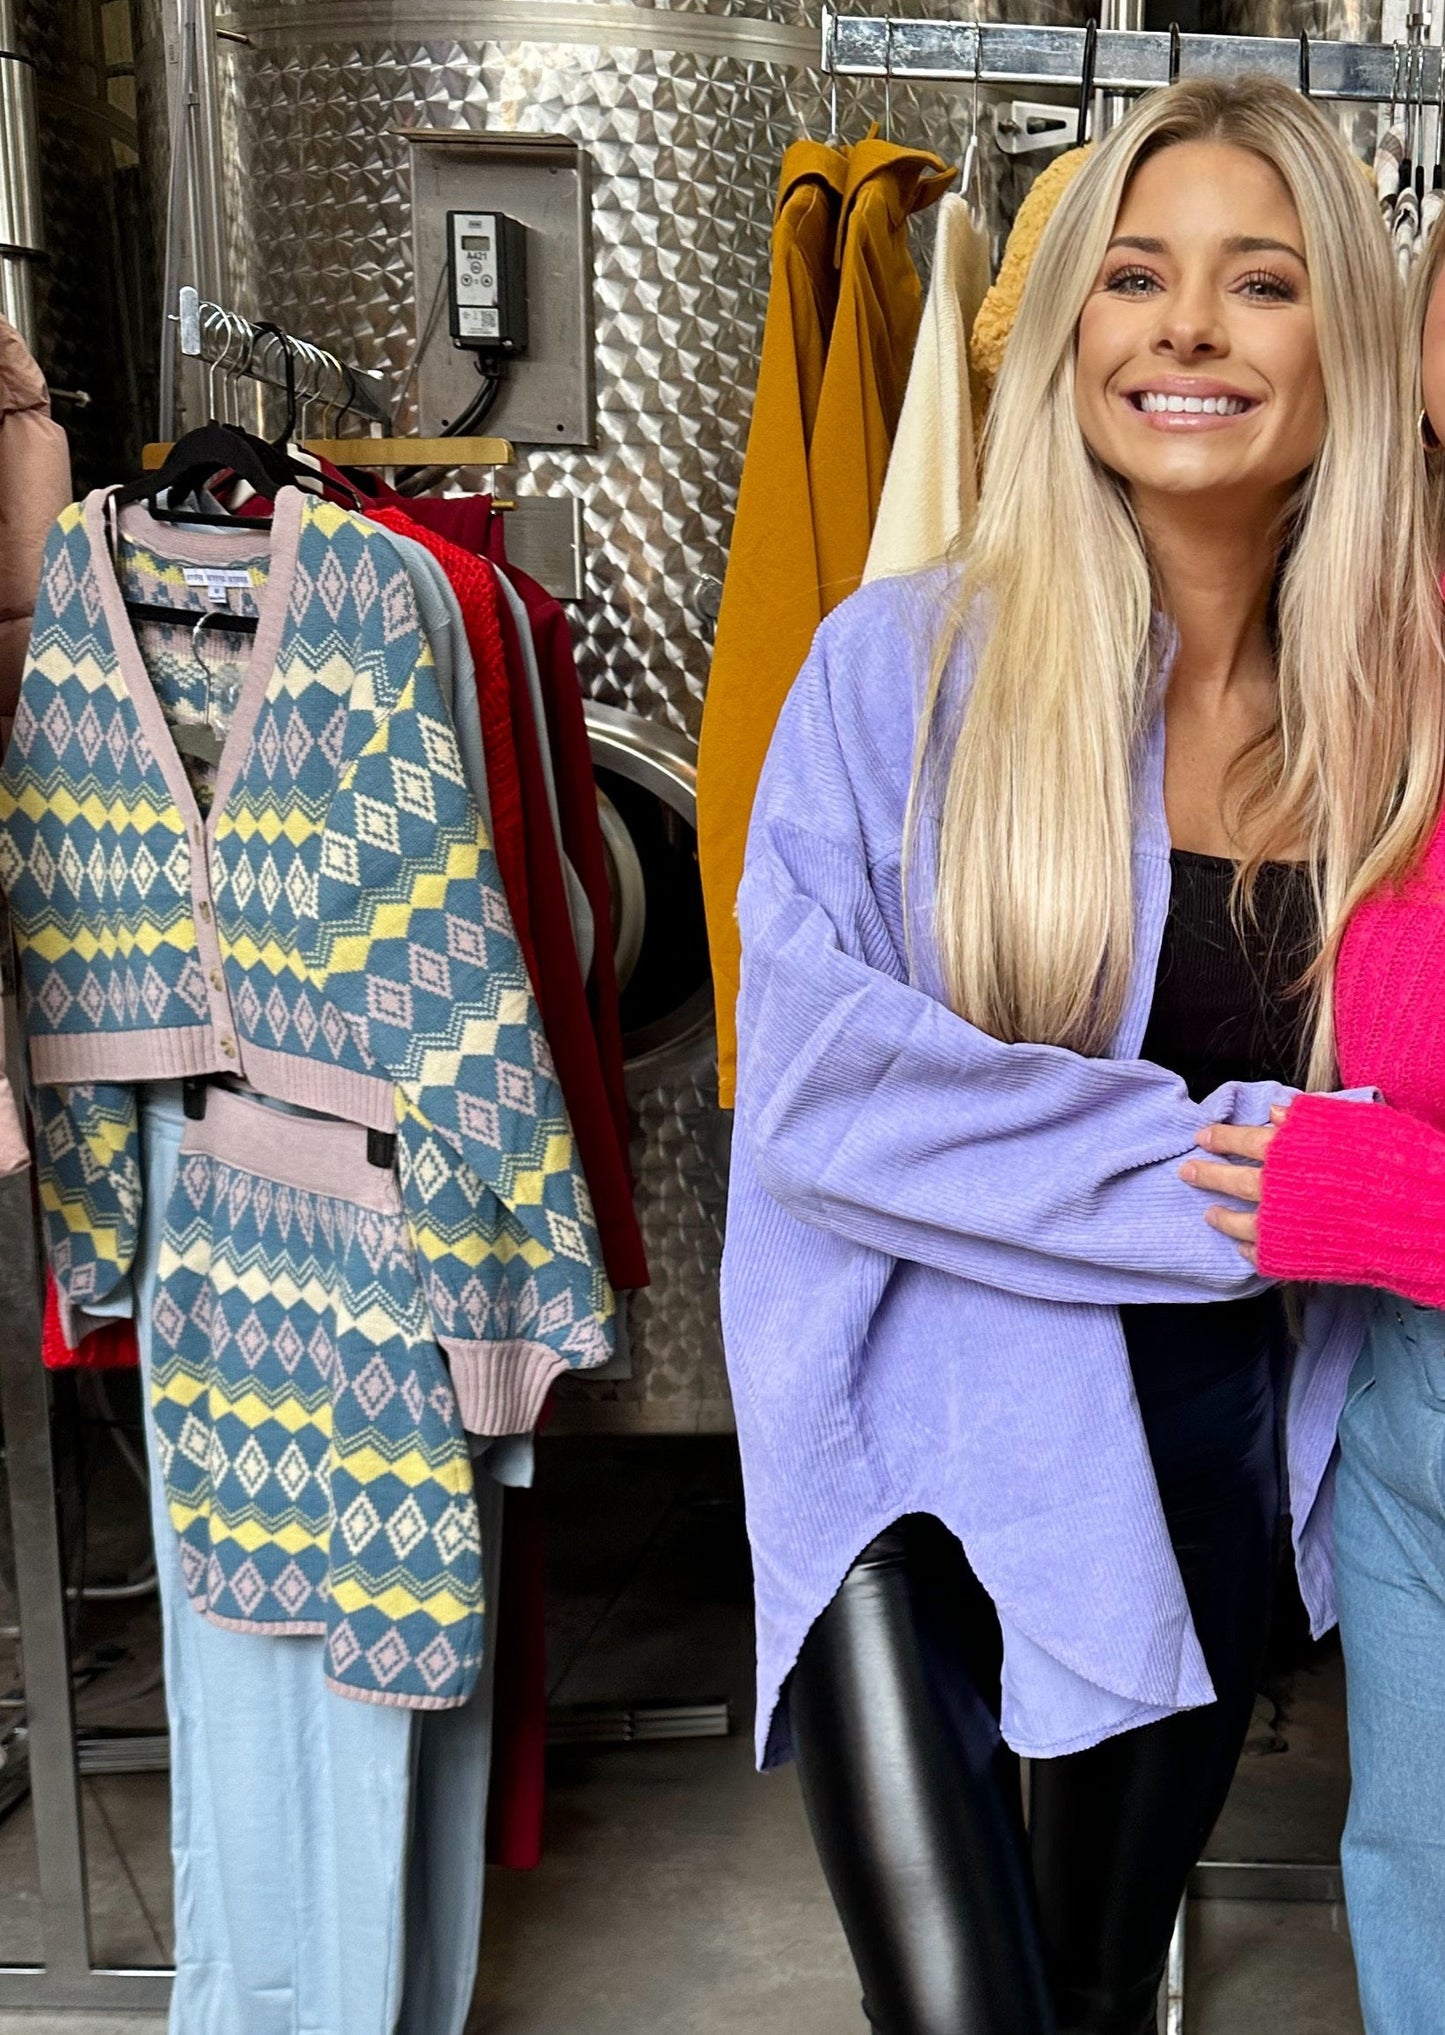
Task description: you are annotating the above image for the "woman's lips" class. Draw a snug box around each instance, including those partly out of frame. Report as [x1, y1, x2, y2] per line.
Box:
[1121, 387, 1260, 431]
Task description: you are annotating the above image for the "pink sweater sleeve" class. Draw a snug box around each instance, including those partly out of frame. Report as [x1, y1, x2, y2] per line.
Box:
[1258, 1090, 1445, 1306]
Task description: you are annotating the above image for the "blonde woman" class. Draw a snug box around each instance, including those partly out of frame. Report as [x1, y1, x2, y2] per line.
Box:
[1182, 217, 1445, 2031]
[722, 78, 1409, 2035]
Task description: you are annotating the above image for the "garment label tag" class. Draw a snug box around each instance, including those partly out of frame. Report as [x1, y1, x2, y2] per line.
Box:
[182, 566, 254, 606]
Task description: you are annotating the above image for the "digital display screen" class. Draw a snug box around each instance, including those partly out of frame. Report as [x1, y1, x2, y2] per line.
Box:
[461, 234, 491, 252]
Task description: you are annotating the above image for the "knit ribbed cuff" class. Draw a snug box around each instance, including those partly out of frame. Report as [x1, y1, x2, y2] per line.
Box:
[1259, 1091, 1445, 1306]
[442, 1338, 567, 1437]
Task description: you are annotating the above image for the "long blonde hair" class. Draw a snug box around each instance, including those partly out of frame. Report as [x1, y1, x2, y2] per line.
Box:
[1348, 211, 1445, 957]
[912, 77, 1411, 1085]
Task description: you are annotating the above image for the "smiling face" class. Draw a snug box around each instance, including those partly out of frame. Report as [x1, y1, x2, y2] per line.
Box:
[1074, 140, 1326, 509]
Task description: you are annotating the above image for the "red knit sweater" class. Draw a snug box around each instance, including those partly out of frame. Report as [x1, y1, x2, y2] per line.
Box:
[1258, 799, 1445, 1302]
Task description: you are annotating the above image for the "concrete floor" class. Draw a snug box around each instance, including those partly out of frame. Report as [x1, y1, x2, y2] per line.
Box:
[0, 1427, 1369, 2034]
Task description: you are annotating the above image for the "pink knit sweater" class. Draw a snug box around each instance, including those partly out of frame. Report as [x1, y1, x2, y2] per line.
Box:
[1258, 800, 1445, 1303]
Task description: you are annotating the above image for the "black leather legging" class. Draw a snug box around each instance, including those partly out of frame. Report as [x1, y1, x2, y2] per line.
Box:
[788, 1297, 1282, 2035]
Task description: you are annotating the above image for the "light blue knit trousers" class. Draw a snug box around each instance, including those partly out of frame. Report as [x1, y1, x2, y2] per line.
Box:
[1335, 1292, 1445, 2035]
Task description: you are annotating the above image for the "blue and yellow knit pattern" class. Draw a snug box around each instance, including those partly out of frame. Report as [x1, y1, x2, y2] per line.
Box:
[152, 1132, 484, 1707]
[0, 496, 615, 1379]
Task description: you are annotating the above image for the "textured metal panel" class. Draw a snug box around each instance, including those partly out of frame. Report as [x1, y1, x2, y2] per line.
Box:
[17, 0, 160, 486]
[139, 1, 1086, 1430]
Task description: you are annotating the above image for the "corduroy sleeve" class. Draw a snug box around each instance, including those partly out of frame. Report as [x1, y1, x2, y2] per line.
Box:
[1258, 1090, 1445, 1305]
[736, 625, 1306, 1307]
[308, 645, 614, 1436]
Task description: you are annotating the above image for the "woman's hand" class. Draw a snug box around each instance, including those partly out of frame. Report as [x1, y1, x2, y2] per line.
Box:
[1178, 1105, 1290, 1267]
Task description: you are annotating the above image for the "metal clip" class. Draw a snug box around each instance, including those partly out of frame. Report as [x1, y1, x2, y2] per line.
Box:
[993, 102, 1076, 155]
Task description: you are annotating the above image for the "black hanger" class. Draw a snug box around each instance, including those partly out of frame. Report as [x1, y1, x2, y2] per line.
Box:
[1077, 19, 1099, 146]
[251, 322, 298, 444]
[112, 420, 294, 528]
[1168, 22, 1181, 86]
[1298, 29, 1310, 98]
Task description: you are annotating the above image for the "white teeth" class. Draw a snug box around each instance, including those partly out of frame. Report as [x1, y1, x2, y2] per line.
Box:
[1136, 392, 1249, 416]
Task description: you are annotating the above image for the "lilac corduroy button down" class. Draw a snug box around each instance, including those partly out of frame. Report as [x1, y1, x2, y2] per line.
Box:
[723, 565, 1369, 1770]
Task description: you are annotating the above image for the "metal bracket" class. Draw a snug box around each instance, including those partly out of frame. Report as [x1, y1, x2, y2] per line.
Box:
[993, 100, 1076, 154]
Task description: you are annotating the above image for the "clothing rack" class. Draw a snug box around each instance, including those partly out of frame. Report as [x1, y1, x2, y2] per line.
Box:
[167, 286, 516, 470]
[178, 284, 393, 430]
[822, 10, 1440, 101]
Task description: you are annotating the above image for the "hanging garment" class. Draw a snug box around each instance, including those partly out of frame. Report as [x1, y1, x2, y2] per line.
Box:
[150, 1085, 486, 1702]
[492, 556, 651, 1291]
[490, 546, 634, 1193]
[33, 516, 494, 1378]
[0, 316, 70, 734]
[368, 506, 535, 972]
[377, 487, 633, 1177]
[696, 141, 846, 1112]
[380, 522, 492, 829]
[493, 561, 595, 980]
[969, 145, 1092, 435]
[864, 192, 990, 583]
[0, 1001, 26, 1177]
[700, 137, 952, 1105]
[133, 1086, 503, 2035]
[970, 145, 1090, 385]
[366, 506, 648, 1293]
[0, 491, 617, 1699]
[807, 134, 956, 611]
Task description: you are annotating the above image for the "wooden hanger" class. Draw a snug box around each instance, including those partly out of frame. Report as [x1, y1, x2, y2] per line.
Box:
[143, 435, 515, 473]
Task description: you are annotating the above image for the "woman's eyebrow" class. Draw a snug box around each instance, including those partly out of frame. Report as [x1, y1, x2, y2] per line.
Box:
[1223, 234, 1307, 262]
[1106, 232, 1307, 262]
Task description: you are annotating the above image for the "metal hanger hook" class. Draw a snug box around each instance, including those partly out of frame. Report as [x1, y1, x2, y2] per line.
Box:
[822, 4, 841, 143]
[960, 10, 982, 206]
[1077, 17, 1099, 146]
[883, 16, 895, 143]
[191, 609, 225, 682]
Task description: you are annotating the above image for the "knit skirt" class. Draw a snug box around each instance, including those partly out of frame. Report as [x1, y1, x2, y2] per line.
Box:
[148, 1083, 485, 1707]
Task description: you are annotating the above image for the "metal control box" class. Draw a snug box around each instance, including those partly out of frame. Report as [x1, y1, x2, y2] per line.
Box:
[409, 131, 593, 447]
[447, 209, 529, 356]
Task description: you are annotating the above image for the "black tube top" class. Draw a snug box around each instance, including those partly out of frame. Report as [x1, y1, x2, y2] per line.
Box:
[1125, 849, 1317, 1389]
[1140, 850, 1317, 1103]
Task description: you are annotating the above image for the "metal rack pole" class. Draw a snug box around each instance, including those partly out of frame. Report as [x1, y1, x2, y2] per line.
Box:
[823, 12, 1438, 100]
[177, 284, 394, 429]
[0, 990, 171, 2012]
[0, 0, 42, 346]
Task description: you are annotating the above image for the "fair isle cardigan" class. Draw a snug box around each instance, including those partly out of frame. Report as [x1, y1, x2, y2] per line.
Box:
[726, 565, 1369, 1768]
[0, 489, 614, 1429]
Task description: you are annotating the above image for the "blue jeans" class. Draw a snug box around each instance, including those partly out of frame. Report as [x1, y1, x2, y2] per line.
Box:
[1335, 1292, 1445, 2035]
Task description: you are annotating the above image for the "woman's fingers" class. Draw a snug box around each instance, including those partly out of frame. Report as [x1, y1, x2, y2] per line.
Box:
[1193, 1121, 1278, 1163]
[1178, 1157, 1263, 1202]
[1205, 1204, 1259, 1247]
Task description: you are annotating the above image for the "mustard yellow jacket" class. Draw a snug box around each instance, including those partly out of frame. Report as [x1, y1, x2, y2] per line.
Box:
[699, 134, 951, 1104]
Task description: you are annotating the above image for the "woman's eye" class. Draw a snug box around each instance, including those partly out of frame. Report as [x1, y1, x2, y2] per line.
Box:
[1237, 268, 1298, 302]
[1104, 265, 1161, 296]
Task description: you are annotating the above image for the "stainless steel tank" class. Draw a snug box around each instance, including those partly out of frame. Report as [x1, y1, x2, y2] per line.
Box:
[138, 0, 1090, 1432]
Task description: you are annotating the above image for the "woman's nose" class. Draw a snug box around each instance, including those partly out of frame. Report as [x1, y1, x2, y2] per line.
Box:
[1150, 286, 1227, 359]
